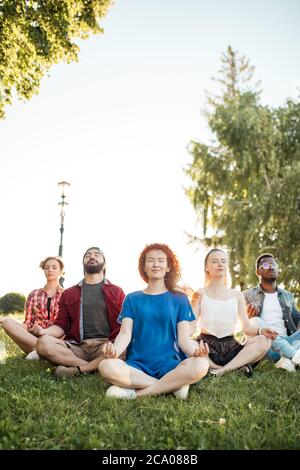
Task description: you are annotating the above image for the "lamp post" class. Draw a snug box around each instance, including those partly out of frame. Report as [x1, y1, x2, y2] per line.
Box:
[57, 181, 70, 286]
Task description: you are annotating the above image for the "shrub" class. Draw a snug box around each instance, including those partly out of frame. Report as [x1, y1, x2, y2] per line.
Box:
[0, 292, 25, 314]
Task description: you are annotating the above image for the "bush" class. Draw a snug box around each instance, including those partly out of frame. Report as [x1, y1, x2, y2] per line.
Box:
[0, 292, 25, 314]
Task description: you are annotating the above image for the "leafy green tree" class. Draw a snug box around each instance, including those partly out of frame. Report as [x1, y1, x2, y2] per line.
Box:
[0, 0, 112, 118]
[0, 292, 26, 313]
[185, 46, 300, 296]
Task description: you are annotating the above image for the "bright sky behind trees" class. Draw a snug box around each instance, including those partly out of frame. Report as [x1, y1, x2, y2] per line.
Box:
[0, 0, 299, 297]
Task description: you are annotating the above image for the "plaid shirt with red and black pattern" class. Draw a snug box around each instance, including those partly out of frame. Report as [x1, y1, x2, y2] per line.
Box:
[24, 286, 64, 330]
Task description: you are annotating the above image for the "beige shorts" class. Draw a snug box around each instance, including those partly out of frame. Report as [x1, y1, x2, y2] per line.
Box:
[65, 338, 108, 362]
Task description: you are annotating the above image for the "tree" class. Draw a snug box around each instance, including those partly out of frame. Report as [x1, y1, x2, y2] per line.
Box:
[0, 0, 112, 118]
[0, 292, 26, 313]
[185, 46, 300, 296]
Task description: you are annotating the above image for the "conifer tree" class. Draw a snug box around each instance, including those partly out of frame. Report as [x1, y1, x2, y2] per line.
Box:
[185, 46, 300, 295]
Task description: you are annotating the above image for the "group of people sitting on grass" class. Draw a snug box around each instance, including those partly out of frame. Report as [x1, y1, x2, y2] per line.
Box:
[1, 244, 300, 400]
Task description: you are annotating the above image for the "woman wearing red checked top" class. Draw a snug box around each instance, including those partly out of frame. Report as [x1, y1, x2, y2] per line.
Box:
[1, 256, 64, 360]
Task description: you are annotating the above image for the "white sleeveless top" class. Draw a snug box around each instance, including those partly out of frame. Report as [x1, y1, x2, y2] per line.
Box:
[198, 292, 238, 338]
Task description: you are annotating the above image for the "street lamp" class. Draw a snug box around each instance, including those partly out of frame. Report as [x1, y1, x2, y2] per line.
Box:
[57, 180, 70, 260]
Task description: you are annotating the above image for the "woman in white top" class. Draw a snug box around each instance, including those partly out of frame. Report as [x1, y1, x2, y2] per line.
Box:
[192, 248, 277, 377]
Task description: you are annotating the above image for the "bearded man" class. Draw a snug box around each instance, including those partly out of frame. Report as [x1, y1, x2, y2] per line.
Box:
[35, 247, 125, 378]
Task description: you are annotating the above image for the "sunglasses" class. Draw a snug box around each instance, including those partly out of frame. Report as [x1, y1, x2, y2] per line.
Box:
[258, 262, 278, 270]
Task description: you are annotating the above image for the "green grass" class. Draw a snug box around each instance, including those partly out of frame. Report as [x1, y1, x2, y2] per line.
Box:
[0, 317, 300, 450]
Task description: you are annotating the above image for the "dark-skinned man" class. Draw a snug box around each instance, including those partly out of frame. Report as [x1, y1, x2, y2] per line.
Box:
[243, 253, 300, 372]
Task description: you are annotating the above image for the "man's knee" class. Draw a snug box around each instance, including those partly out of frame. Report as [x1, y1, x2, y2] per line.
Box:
[36, 335, 56, 358]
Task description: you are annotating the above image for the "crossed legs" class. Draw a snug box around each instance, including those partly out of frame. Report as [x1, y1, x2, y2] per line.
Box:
[99, 356, 209, 398]
[36, 335, 107, 373]
[36, 335, 88, 366]
[210, 335, 271, 376]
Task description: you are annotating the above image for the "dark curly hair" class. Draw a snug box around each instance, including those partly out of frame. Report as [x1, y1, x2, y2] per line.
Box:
[138, 243, 181, 292]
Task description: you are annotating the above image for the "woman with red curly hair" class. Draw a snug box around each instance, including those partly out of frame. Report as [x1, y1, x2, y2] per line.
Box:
[99, 243, 209, 400]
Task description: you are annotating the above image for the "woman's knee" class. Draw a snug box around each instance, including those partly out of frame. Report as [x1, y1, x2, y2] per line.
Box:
[257, 335, 271, 354]
[186, 357, 209, 382]
[2, 317, 17, 333]
[98, 359, 117, 378]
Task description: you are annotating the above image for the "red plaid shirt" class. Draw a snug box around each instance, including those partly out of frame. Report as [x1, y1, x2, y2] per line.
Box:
[24, 286, 64, 330]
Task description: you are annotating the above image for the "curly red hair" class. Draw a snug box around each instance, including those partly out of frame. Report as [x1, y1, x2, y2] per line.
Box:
[138, 243, 181, 292]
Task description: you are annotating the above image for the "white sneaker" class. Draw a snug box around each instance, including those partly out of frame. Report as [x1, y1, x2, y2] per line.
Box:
[291, 349, 300, 366]
[173, 385, 190, 400]
[275, 357, 296, 372]
[25, 350, 40, 361]
[106, 385, 137, 399]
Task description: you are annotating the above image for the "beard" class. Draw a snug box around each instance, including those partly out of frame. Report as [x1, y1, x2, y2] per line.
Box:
[84, 261, 105, 274]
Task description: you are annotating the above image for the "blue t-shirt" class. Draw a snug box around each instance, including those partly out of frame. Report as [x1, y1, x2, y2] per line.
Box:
[118, 290, 195, 378]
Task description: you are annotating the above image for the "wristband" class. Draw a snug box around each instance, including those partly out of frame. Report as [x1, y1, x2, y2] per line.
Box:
[257, 327, 262, 335]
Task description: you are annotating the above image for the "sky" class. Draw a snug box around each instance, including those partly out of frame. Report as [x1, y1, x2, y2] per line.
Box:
[0, 0, 300, 298]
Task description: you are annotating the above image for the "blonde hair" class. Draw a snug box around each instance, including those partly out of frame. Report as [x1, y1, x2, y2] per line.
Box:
[204, 248, 228, 286]
[39, 256, 65, 275]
